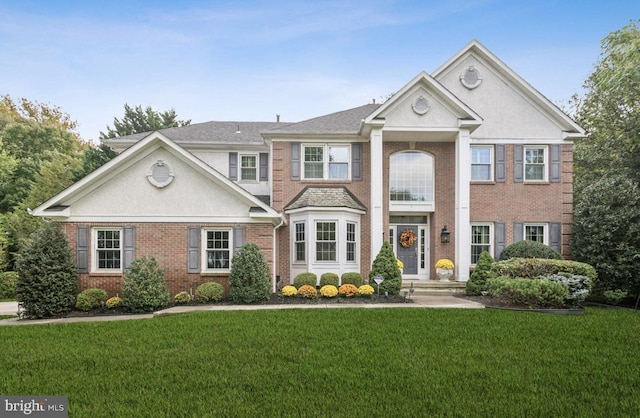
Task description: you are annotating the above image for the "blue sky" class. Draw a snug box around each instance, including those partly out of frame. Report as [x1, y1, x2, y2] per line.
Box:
[1, 1, 638, 142]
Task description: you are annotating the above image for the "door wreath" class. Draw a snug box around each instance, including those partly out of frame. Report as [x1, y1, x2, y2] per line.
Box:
[399, 229, 417, 248]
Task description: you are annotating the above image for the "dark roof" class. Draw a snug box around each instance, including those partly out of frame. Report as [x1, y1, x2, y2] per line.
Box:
[105, 120, 292, 145]
[285, 187, 366, 211]
[268, 104, 381, 134]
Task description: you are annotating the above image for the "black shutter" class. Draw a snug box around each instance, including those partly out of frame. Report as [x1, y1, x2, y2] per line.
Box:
[291, 142, 300, 180]
[187, 227, 200, 273]
[352, 143, 362, 180]
[259, 153, 268, 181]
[514, 145, 523, 183]
[229, 152, 238, 181]
[123, 226, 135, 270]
[495, 144, 505, 182]
[77, 226, 89, 273]
[550, 144, 561, 182]
[495, 222, 505, 260]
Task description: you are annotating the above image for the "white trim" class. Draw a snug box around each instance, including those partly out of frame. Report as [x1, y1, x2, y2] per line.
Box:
[523, 145, 548, 182]
[92, 227, 123, 273]
[301, 143, 351, 181]
[370, 127, 384, 264]
[470, 223, 493, 264]
[470, 145, 494, 182]
[47, 216, 269, 223]
[471, 138, 569, 144]
[455, 130, 471, 282]
[239, 153, 258, 182]
[524, 223, 548, 245]
[201, 227, 233, 273]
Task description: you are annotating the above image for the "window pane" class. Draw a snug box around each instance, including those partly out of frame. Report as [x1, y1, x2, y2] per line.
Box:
[471, 165, 490, 180]
[525, 166, 544, 180]
[472, 147, 491, 164]
[525, 225, 545, 243]
[525, 148, 545, 181]
[206, 231, 230, 269]
[390, 152, 433, 202]
[316, 222, 336, 261]
[96, 230, 121, 269]
[304, 163, 323, 179]
[471, 225, 490, 264]
[241, 155, 257, 180]
[295, 223, 305, 262]
[328, 163, 348, 179]
[328, 146, 349, 163]
[346, 222, 356, 262]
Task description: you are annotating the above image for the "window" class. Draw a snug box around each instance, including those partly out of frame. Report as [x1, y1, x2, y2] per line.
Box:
[346, 222, 356, 262]
[205, 230, 231, 270]
[471, 224, 492, 264]
[390, 152, 434, 202]
[95, 229, 121, 270]
[240, 155, 257, 181]
[524, 146, 547, 181]
[471, 146, 493, 181]
[294, 222, 306, 262]
[303, 145, 350, 180]
[316, 222, 336, 261]
[525, 224, 546, 244]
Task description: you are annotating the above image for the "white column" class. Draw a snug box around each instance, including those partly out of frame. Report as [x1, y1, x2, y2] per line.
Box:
[455, 129, 471, 282]
[370, 127, 384, 264]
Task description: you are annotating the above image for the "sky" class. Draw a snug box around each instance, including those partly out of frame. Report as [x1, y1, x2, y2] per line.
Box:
[1, 0, 638, 143]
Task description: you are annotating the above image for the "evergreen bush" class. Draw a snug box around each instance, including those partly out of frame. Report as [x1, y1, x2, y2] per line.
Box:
[492, 258, 596, 281]
[499, 240, 562, 261]
[122, 256, 169, 313]
[15, 222, 78, 319]
[340, 272, 363, 287]
[229, 243, 270, 304]
[369, 241, 402, 295]
[487, 277, 568, 308]
[466, 251, 494, 296]
[194, 282, 225, 303]
[319, 272, 339, 287]
[0, 271, 18, 299]
[76, 288, 108, 311]
[293, 272, 317, 288]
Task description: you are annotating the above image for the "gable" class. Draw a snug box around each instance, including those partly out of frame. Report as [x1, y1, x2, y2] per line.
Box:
[433, 40, 585, 140]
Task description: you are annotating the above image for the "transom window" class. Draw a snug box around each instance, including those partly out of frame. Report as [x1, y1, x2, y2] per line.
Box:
[524, 146, 547, 181]
[471, 224, 492, 264]
[390, 152, 434, 202]
[471, 146, 493, 181]
[95, 229, 121, 270]
[346, 222, 356, 262]
[294, 222, 306, 262]
[525, 224, 546, 244]
[205, 230, 231, 270]
[303, 145, 350, 180]
[316, 222, 337, 261]
[240, 155, 257, 181]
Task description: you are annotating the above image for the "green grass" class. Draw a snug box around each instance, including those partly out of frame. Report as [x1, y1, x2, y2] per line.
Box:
[1, 308, 640, 417]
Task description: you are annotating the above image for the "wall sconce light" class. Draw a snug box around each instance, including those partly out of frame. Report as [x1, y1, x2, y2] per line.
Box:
[440, 225, 450, 243]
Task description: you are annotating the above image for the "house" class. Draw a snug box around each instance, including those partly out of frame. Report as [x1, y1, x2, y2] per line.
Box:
[32, 40, 586, 297]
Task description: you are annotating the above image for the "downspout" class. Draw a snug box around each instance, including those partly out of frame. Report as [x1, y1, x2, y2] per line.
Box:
[272, 214, 287, 293]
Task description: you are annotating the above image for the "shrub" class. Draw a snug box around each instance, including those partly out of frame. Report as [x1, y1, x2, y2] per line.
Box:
[542, 273, 591, 306]
[174, 291, 192, 304]
[499, 240, 562, 261]
[492, 258, 596, 281]
[0, 271, 18, 299]
[122, 256, 169, 313]
[341, 272, 363, 287]
[75, 288, 108, 311]
[603, 289, 628, 305]
[294, 272, 317, 288]
[15, 222, 78, 319]
[369, 241, 402, 295]
[297, 285, 317, 299]
[319, 273, 339, 287]
[195, 282, 225, 303]
[466, 251, 494, 295]
[487, 277, 568, 308]
[320, 285, 338, 298]
[229, 243, 270, 304]
[281, 285, 298, 297]
[358, 284, 375, 296]
[106, 296, 123, 309]
[339, 284, 359, 298]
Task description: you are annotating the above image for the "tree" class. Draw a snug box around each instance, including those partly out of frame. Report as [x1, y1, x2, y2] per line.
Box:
[369, 241, 402, 295]
[100, 104, 191, 138]
[15, 222, 78, 319]
[574, 20, 640, 191]
[72, 143, 117, 181]
[229, 243, 270, 303]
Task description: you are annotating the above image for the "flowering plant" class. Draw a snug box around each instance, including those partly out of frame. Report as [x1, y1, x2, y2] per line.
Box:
[105, 296, 122, 309]
[282, 285, 297, 297]
[396, 259, 404, 269]
[297, 285, 317, 299]
[358, 284, 375, 296]
[435, 259, 455, 269]
[174, 291, 191, 304]
[399, 229, 417, 248]
[320, 285, 338, 298]
[338, 284, 359, 298]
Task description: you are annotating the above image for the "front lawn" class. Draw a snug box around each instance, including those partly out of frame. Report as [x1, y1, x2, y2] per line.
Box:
[1, 308, 639, 417]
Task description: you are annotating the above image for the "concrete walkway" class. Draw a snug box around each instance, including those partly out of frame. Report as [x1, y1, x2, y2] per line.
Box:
[0, 295, 484, 326]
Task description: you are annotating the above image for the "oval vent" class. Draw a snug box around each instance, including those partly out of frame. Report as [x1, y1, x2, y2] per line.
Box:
[460, 65, 482, 89]
[147, 160, 174, 188]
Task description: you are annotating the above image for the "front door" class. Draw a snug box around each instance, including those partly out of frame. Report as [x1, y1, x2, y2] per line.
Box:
[397, 225, 418, 275]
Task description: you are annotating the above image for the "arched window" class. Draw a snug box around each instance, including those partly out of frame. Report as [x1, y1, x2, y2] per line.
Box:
[389, 151, 434, 203]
